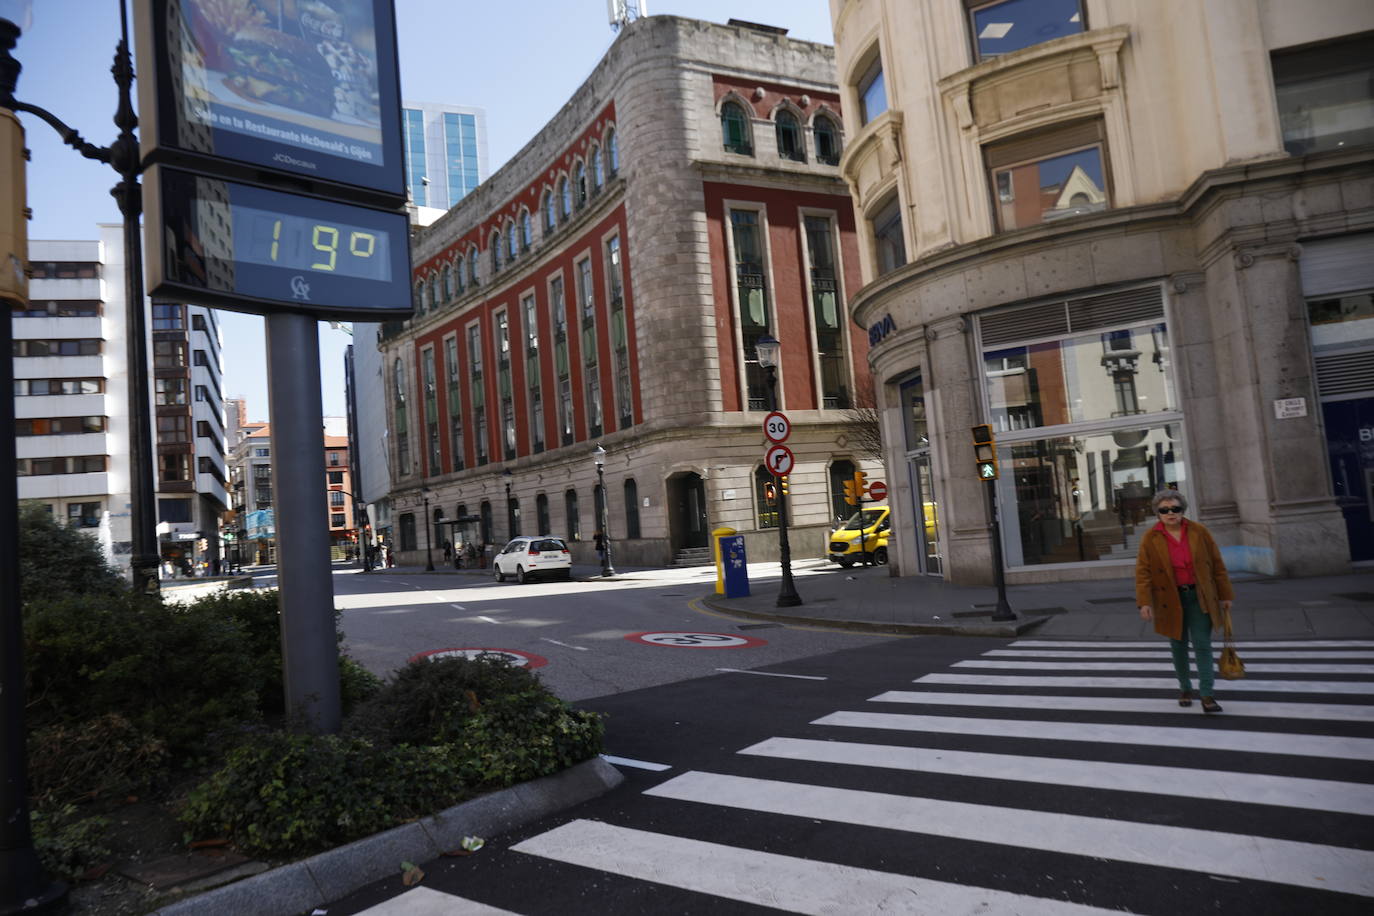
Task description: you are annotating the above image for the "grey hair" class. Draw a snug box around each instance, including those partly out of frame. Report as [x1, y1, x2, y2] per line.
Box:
[1151, 488, 1188, 513]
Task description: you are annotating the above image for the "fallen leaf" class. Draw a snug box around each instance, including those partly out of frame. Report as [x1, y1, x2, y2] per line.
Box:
[400, 861, 424, 886]
[461, 836, 485, 852]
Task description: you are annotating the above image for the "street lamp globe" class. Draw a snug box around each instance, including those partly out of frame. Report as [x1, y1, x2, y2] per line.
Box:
[755, 335, 781, 371]
[592, 444, 607, 468]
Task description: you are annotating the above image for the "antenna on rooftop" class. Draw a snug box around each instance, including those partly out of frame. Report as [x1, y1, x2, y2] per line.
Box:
[608, 0, 647, 32]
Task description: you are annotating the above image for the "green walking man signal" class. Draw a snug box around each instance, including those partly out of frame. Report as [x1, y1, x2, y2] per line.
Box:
[971, 424, 999, 480]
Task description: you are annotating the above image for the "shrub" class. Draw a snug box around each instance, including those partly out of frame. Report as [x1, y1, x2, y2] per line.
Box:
[18, 500, 125, 603]
[454, 691, 604, 789]
[23, 591, 262, 757]
[339, 655, 384, 713]
[27, 713, 169, 805]
[347, 655, 549, 747]
[31, 805, 110, 880]
[178, 732, 472, 857]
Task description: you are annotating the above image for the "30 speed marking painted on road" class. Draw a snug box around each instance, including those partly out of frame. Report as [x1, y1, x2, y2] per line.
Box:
[624, 631, 768, 649]
[408, 648, 549, 668]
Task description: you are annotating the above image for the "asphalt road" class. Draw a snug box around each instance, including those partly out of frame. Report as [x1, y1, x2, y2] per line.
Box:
[328, 564, 896, 701]
[317, 634, 1374, 915]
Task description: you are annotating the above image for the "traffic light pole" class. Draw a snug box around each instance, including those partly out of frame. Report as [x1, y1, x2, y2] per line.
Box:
[985, 478, 1015, 621]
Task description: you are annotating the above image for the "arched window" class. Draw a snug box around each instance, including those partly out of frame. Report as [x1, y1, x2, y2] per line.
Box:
[754, 466, 778, 529]
[590, 145, 604, 190]
[507, 222, 518, 261]
[456, 258, 466, 293]
[468, 248, 480, 287]
[490, 231, 502, 273]
[413, 280, 425, 312]
[607, 128, 619, 173]
[775, 109, 804, 161]
[441, 265, 452, 300]
[575, 162, 588, 207]
[559, 177, 572, 220]
[623, 478, 640, 539]
[428, 274, 439, 307]
[520, 210, 533, 250]
[564, 489, 581, 540]
[543, 190, 556, 231]
[721, 101, 752, 155]
[536, 493, 550, 535]
[392, 358, 406, 403]
[813, 114, 841, 166]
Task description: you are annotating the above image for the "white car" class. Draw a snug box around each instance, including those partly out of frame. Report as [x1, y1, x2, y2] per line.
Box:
[493, 536, 573, 584]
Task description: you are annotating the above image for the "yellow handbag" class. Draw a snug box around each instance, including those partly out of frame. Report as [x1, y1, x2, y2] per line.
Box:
[1218, 608, 1245, 680]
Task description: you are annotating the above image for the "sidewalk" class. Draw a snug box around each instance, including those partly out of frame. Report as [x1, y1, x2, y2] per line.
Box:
[701, 560, 1374, 640]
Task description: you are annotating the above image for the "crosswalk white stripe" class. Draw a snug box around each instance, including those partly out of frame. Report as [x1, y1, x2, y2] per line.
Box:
[956, 659, 1374, 674]
[644, 772, 1374, 897]
[870, 689, 1374, 722]
[1011, 640, 1374, 649]
[350, 886, 519, 915]
[813, 711, 1374, 760]
[986, 649, 1374, 659]
[918, 673, 1374, 693]
[741, 736, 1374, 816]
[512, 818, 1135, 916]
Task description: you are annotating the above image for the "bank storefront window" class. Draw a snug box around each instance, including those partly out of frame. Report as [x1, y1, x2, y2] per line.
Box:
[978, 284, 1184, 567]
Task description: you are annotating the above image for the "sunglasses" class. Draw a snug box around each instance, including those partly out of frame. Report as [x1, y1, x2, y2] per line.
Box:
[1157, 506, 1184, 515]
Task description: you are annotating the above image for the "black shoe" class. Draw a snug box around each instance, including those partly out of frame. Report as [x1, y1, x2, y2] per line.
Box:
[1201, 697, 1222, 714]
[1178, 691, 1193, 707]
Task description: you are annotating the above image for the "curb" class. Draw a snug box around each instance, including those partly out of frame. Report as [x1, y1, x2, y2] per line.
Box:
[699, 594, 1049, 637]
[150, 757, 625, 916]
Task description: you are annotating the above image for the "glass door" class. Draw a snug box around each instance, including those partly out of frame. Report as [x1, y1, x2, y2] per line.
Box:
[900, 374, 942, 576]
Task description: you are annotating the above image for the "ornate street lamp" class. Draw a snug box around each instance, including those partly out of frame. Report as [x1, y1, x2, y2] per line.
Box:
[592, 445, 616, 577]
[755, 336, 801, 607]
[502, 468, 515, 540]
[421, 487, 435, 572]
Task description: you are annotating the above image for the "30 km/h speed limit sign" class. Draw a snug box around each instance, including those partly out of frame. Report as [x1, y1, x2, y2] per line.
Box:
[764, 444, 795, 476]
[763, 411, 791, 443]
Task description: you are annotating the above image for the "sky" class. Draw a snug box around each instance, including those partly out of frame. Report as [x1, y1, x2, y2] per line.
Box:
[13, 0, 837, 421]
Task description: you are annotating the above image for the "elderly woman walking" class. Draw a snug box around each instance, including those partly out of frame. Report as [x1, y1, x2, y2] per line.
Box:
[1135, 489, 1235, 713]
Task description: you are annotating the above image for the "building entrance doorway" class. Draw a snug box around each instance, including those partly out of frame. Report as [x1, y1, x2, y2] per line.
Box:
[1323, 396, 1374, 562]
[667, 472, 709, 552]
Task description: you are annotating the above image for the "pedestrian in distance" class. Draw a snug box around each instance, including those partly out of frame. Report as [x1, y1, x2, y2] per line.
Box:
[1135, 488, 1234, 713]
[593, 529, 606, 566]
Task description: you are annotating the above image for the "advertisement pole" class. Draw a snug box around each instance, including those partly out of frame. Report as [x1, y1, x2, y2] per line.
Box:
[267, 314, 341, 733]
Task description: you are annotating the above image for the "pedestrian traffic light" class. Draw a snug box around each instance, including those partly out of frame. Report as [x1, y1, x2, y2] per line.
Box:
[971, 424, 999, 480]
[763, 481, 777, 503]
[853, 470, 868, 500]
[779, 474, 789, 496]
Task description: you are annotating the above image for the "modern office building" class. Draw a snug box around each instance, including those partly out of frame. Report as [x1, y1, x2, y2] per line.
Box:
[378, 16, 878, 568]
[827, 0, 1374, 583]
[402, 101, 489, 213]
[16, 229, 132, 566]
[17, 226, 229, 575]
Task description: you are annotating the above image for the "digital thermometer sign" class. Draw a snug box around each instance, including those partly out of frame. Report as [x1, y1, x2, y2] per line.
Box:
[145, 165, 413, 319]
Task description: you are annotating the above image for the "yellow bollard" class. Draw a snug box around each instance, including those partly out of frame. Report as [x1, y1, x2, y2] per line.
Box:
[712, 526, 738, 594]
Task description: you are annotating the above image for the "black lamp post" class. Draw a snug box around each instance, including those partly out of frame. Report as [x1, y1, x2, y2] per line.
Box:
[755, 336, 801, 607]
[502, 468, 514, 540]
[592, 445, 615, 577]
[2, 1, 159, 599]
[421, 487, 435, 572]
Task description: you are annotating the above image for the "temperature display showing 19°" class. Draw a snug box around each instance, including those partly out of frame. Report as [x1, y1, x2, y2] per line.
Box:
[234, 206, 391, 282]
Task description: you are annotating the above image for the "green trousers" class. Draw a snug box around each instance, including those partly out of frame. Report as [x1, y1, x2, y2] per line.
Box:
[1170, 587, 1215, 696]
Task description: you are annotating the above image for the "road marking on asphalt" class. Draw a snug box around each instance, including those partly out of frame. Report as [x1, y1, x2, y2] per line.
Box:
[541, 638, 589, 651]
[476, 615, 502, 624]
[643, 772, 1374, 898]
[812, 711, 1374, 761]
[512, 819, 1131, 915]
[741, 736, 1374, 816]
[685, 596, 910, 638]
[600, 754, 672, 771]
[917, 673, 1374, 694]
[1012, 640, 1374, 649]
[957, 659, 1374, 674]
[870, 690, 1374, 722]
[986, 648, 1374, 659]
[347, 885, 518, 915]
[715, 668, 827, 680]
[449, 603, 466, 610]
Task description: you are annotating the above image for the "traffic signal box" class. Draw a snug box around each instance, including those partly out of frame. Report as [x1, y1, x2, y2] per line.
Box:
[779, 474, 789, 496]
[1, 109, 29, 309]
[971, 424, 999, 480]
[763, 481, 778, 504]
[843, 471, 869, 506]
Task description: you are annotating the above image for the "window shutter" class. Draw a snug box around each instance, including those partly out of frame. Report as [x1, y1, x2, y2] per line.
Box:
[1300, 234, 1374, 299]
[980, 284, 1164, 347]
[1315, 348, 1374, 399]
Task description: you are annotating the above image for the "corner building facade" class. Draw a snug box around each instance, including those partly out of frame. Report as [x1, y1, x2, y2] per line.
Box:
[382, 17, 876, 566]
[829, 0, 1374, 583]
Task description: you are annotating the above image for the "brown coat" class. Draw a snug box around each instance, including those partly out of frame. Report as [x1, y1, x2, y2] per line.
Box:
[1134, 520, 1234, 640]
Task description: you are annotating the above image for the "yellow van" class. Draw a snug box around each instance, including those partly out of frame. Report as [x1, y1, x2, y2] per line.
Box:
[828, 506, 890, 567]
